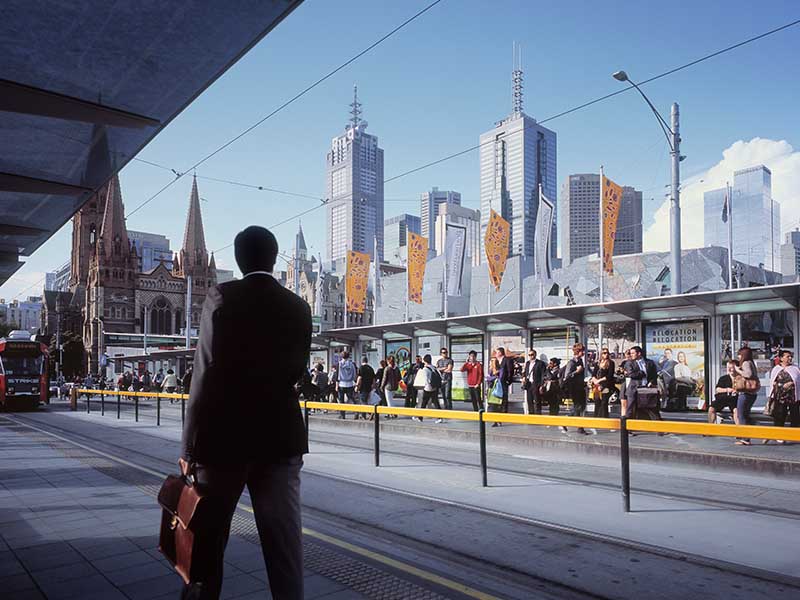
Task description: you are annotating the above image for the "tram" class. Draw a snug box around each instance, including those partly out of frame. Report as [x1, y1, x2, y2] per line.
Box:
[0, 330, 49, 410]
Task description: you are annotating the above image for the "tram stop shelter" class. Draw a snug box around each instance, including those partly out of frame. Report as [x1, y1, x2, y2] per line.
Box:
[317, 283, 800, 409]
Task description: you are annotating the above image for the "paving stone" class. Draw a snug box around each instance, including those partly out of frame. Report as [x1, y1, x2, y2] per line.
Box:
[92, 549, 160, 573]
[220, 572, 266, 599]
[30, 560, 98, 584]
[103, 559, 172, 586]
[120, 572, 185, 600]
[0, 572, 39, 593]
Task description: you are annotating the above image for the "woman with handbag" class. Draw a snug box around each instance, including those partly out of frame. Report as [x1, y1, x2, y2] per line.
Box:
[541, 358, 562, 417]
[766, 350, 800, 443]
[733, 347, 760, 445]
[589, 348, 616, 419]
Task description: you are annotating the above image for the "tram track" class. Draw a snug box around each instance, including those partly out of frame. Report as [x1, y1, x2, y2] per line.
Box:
[306, 426, 800, 521]
[6, 412, 800, 599]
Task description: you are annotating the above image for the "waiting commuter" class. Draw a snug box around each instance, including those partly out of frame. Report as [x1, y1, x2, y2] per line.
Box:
[733, 347, 760, 445]
[489, 348, 514, 427]
[405, 355, 424, 409]
[356, 356, 375, 419]
[562, 343, 589, 434]
[623, 346, 659, 421]
[154, 368, 164, 390]
[709, 360, 738, 424]
[374, 360, 386, 406]
[180, 225, 309, 599]
[522, 349, 546, 414]
[181, 366, 193, 395]
[162, 368, 178, 397]
[83, 373, 94, 399]
[542, 358, 562, 417]
[460, 350, 484, 411]
[436, 347, 454, 410]
[311, 363, 329, 403]
[336, 351, 358, 419]
[381, 356, 401, 413]
[589, 348, 616, 419]
[766, 350, 800, 441]
[412, 354, 442, 423]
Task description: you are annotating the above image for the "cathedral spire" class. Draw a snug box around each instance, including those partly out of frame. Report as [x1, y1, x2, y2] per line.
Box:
[98, 174, 129, 257]
[295, 221, 307, 259]
[182, 174, 208, 258]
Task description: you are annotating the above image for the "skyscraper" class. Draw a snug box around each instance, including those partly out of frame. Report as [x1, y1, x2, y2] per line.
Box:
[703, 165, 780, 270]
[780, 229, 800, 278]
[420, 187, 461, 243]
[479, 50, 556, 262]
[128, 230, 172, 272]
[384, 214, 420, 266]
[326, 86, 384, 270]
[560, 174, 642, 265]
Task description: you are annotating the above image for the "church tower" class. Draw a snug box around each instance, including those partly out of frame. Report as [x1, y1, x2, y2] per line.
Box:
[173, 176, 216, 331]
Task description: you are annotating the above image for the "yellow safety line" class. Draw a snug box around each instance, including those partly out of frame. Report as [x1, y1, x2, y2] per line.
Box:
[6, 416, 500, 600]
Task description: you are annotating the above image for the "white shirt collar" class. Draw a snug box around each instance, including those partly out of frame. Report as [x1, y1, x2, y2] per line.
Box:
[243, 271, 272, 278]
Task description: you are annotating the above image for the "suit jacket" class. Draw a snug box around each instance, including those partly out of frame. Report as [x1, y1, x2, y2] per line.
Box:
[182, 273, 311, 465]
[563, 357, 587, 396]
[624, 357, 658, 396]
[524, 359, 546, 388]
[498, 356, 515, 386]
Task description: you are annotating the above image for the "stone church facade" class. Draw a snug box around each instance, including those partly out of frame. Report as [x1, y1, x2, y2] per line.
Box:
[70, 174, 216, 373]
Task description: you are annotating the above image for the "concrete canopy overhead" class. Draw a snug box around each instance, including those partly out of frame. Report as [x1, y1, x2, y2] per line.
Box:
[0, 0, 303, 286]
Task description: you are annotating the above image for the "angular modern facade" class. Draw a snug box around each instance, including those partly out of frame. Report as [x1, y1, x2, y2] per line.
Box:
[420, 187, 461, 243]
[326, 87, 384, 271]
[434, 204, 481, 267]
[129, 230, 173, 272]
[479, 65, 556, 262]
[384, 214, 420, 266]
[704, 165, 781, 270]
[560, 174, 642, 265]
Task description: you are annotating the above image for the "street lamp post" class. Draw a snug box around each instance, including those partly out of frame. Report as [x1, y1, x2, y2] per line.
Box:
[613, 70, 684, 295]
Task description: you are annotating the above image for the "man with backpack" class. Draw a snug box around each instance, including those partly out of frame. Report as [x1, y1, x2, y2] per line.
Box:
[404, 355, 424, 408]
[356, 356, 375, 415]
[336, 351, 358, 419]
[412, 354, 443, 423]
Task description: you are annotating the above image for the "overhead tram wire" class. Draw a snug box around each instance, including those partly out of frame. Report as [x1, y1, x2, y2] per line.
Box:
[147, 16, 800, 255]
[125, 0, 445, 219]
[383, 17, 800, 184]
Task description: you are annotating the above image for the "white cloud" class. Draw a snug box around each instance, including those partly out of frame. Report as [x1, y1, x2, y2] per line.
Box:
[644, 138, 800, 252]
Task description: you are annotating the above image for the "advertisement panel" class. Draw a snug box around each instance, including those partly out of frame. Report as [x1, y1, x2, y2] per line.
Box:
[643, 320, 708, 408]
[450, 334, 484, 402]
[385, 339, 412, 376]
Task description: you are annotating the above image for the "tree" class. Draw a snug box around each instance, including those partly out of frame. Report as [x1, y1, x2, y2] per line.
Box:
[49, 331, 85, 379]
[0, 321, 20, 338]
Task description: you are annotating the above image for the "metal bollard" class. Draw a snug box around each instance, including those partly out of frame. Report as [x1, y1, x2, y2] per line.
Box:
[620, 416, 631, 513]
[70, 388, 77, 411]
[479, 409, 488, 487]
[157, 395, 161, 426]
[101, 393, 105, 416]
[373, 405, 380, 467]
[303, 401, 310, 436]
[135, 396, 139, 422]
[181, 398, 186, 426]
[117, 393, 121, 419]
[87, 392, 91, 414]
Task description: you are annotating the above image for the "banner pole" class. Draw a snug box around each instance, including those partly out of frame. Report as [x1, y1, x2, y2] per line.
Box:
[599, 166, 605, 351]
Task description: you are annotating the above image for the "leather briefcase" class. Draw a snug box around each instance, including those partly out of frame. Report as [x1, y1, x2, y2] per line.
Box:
[157, 466, 205, 584]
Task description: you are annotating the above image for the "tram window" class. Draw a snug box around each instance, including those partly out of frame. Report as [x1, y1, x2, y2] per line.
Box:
[0, 355, 44, 375]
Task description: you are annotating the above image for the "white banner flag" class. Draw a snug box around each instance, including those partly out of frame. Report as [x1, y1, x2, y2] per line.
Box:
[445, 223, 467, 296]
[535, 187, 554, 280]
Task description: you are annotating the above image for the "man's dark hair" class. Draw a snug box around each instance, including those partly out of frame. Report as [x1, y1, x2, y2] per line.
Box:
[341, 351, 350, 359]
[423, 354, 432, 365]
[468, 350, 477, 357]
[497, 347, 505, 355]
[362, 356, 369, 364]
[630, 346, 643, 355]
[234, 226, 279, 274]
[440, 347, 448, 353]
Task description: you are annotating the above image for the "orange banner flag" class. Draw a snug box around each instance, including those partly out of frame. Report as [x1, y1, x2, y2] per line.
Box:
[346, 250, 370, 314]
[602, 175, 623, 274]
[484, 209, 510, 291]
[407, 232, 428, 304]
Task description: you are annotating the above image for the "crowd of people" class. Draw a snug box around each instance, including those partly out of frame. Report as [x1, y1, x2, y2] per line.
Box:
[297, 343, 800, 441]
[74, 366, 193, 398]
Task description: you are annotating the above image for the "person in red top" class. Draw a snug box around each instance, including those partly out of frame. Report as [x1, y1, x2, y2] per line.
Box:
[460, 350, 484, 411]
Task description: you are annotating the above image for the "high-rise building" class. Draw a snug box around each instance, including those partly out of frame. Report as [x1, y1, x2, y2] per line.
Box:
[384, 214, 420, 265]
[0, 296, 42, 332]
[780, 229, 800, 278]
[434, 204, 481, 267]
[560, 174, 642, 265]
[326, 86, 384, 271]
[479, 54, 556, 262]
[129, 230, 173, 272]
[703, 165, 780, 270]
[420, 188, 460, 243]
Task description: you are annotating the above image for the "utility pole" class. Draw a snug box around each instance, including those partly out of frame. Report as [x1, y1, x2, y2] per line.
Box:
[670, 103, 682, 295]
[185, 275, 192, 349]
[727, 182, 735, 355]
[599, 166, 605, 351]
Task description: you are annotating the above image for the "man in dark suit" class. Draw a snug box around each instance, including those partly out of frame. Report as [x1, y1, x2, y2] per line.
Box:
[562, 343, 589, 434]
[623, 345, 659, 420]
[523, 349, 546, 414]
[180, 226, 310, 600]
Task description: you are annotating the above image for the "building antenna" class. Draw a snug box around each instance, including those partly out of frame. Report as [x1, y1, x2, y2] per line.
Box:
[349, 84, 362, 128]
[512, 42, 524, 115]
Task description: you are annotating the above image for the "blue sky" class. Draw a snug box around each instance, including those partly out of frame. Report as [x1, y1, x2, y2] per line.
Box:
[3, 0, 799, 299]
